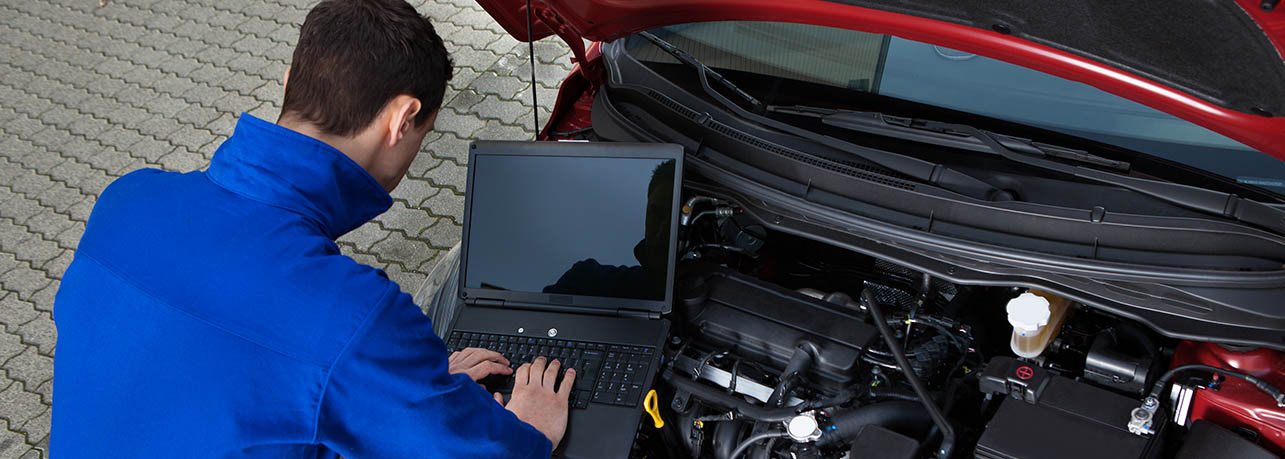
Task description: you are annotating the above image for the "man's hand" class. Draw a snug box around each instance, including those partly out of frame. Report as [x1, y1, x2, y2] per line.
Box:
[447, 347, 512, 382]
[499, 356, 575, 450]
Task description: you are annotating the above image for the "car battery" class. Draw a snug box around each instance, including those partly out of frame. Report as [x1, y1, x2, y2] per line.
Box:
[975, 357, 1164, 459]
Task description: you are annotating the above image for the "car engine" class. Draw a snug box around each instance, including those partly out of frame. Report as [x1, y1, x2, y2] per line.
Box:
[628, 195, 1285, 459]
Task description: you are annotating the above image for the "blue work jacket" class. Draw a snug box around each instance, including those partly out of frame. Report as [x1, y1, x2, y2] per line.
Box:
[52, 114, 550, 457]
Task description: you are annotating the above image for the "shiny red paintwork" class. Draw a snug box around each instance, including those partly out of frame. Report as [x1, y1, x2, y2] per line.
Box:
[480, 0, 1285, 158]
[1172, 341, 1285, 455]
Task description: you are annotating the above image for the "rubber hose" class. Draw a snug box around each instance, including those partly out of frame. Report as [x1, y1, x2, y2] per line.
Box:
[726, 431, 789, 459]
[815, 401, 932, 448]
[863, 288, 956, 459]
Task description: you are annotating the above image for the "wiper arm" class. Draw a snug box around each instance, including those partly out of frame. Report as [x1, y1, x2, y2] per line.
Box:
[771, 105, 1131, 172]
[638, 32, 764, 113]
[949, 123, 1285, 234]
[636, 32, 1005, 201]
[773, 105, 1285, 233]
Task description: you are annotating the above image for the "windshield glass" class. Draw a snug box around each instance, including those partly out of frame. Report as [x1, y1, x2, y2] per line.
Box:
[624, 22, 1285, 193]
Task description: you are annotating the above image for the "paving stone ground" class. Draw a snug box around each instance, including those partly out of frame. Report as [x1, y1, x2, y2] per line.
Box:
[0, 0, 572, 456]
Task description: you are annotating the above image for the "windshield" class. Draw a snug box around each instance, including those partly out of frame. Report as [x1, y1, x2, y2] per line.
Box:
[624, 22, 1285, 193]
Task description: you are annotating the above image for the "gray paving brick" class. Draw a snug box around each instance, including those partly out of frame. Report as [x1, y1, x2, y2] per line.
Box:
[32, 380, 50, 407]
[390, 177, 439, 208]
[381, 262, 430, 295]
[342, 250, 388, 272]
[467, 94, 531, 124]
[420, 132, 468, 166]
[17, 408, 50, 450]
[431, 108, 487, 138]
[157, 147, 210, 172]
[0, 380, 43, 426]
[421, 160, 467, 195]
[0, 330, 25, 367]
[370, 231, 436, 269]
[0, 264, 52, 303]
[474, 118, 532, 141]
[418, 217, 462, 249]
[0, 419, 28, 459]
[375, 201, 436, 237]
[14, 314, 54, 359]
[51, 223, 84, 253]
[167, 125, 219, 152]
[423, 187, 464, 219]
[26, 285, 56, 315]
[0, 294, 38, 335]
[65, 198, 95, 223]
[40, 250, 74, 281]
[23, 211, 77, 244]
[337, 222, 391, 253]
[5, 234, 61, 270]
[4, 347, 51, 392]
[33, 184, 86, 214]
[467, 71, 529, 100]
[6, 173, 55, 201]
[127, 137, 176, 163]
[0, 193, 44, 225]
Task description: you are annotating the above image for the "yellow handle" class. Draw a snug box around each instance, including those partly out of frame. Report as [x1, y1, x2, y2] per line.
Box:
[643, 389, 664, 428]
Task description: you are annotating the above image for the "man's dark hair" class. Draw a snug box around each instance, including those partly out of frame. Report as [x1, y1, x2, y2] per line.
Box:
[282, 0, 453, 136]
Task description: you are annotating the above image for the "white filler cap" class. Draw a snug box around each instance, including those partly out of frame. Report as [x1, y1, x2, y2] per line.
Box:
[1007, 292, 1051, 337]
[787, 415, 819, 441]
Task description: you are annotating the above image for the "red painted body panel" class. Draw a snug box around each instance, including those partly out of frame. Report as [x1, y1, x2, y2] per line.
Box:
[481, 0, 1285, 158]
[1172, 341, 1285, 455]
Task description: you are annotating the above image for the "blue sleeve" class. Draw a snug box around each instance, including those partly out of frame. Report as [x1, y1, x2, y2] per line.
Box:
[315, 285, 552, 458]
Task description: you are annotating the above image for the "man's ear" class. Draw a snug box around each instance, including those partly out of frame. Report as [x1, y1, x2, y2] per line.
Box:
[384, 95, 423, 147]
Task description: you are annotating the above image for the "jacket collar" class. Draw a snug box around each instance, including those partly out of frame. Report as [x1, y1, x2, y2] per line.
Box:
[206, 114, 392, 239]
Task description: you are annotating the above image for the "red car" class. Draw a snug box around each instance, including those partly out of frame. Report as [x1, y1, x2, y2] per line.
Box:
[419, 1, 1285, 457]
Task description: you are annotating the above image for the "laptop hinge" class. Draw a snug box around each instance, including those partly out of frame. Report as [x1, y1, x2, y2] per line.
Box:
[472, 298, 505, 307]
[617, 308, 660, 319]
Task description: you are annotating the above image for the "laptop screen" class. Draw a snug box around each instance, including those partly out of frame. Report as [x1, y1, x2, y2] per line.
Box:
[464, 152, 677, 303]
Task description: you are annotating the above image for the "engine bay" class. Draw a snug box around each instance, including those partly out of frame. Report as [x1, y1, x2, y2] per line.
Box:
[629, 194, 1285, 459]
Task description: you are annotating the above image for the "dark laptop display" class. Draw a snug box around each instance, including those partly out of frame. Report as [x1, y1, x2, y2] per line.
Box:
[448, 141, 682, 458]
[465, 154, 675, 302]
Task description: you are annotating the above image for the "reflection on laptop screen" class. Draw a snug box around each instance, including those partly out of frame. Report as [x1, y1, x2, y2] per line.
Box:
[465, 154, 676, 302]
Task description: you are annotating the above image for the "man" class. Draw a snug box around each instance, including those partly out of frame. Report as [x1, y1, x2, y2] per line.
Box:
[51, 0, 571, 456]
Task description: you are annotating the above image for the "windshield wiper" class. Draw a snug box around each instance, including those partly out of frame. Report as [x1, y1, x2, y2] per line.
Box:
[637, 32, 1007, 201]
[769, 105, 1131, 172]
[939, 122, 1285, 234]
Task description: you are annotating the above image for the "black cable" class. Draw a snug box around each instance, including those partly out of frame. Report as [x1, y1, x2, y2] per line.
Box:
[1148, 364, 1285, 406]
[862, 288, 955, 459]
[725, 431, 789, 459]
[524, 0, 538, 138]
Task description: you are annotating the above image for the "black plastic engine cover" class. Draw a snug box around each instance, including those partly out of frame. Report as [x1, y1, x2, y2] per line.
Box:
[688, 270, 875, 387]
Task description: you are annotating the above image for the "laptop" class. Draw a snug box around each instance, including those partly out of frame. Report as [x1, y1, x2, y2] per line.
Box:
[445, 140, 683, 458]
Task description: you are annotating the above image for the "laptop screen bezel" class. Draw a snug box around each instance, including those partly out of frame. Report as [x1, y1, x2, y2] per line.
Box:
[458, 140, 684, 315]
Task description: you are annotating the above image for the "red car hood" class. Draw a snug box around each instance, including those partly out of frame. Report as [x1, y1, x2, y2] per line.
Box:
[477, 0, 1285, 160]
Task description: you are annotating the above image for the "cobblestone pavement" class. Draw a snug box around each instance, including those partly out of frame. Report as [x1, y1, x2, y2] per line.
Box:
[0, 0, 571, 455]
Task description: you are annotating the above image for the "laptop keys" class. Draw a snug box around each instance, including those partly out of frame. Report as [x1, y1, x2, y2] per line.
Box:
[449, 331, 653, 409]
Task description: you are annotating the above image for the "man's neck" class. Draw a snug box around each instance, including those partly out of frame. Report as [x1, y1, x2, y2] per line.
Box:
[277, 115, 379, 175]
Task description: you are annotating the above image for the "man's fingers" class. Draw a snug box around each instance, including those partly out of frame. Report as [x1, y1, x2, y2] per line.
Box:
[515, 362, 532, 386]
[458, 348, 506, 368]
[557, 369, 575, 399]
[543, 359, 561, 388]
[493, 392, 505, 406]
[450, 347, 479, 364]
[466, 361, 513, 381]
[529, 357, 547, 388]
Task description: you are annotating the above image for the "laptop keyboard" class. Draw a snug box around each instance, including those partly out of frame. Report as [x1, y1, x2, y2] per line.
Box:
[446, 331, 655, 409]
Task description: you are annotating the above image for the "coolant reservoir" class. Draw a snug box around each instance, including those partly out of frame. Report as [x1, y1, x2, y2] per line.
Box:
[1007, 290, 1071, 358]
